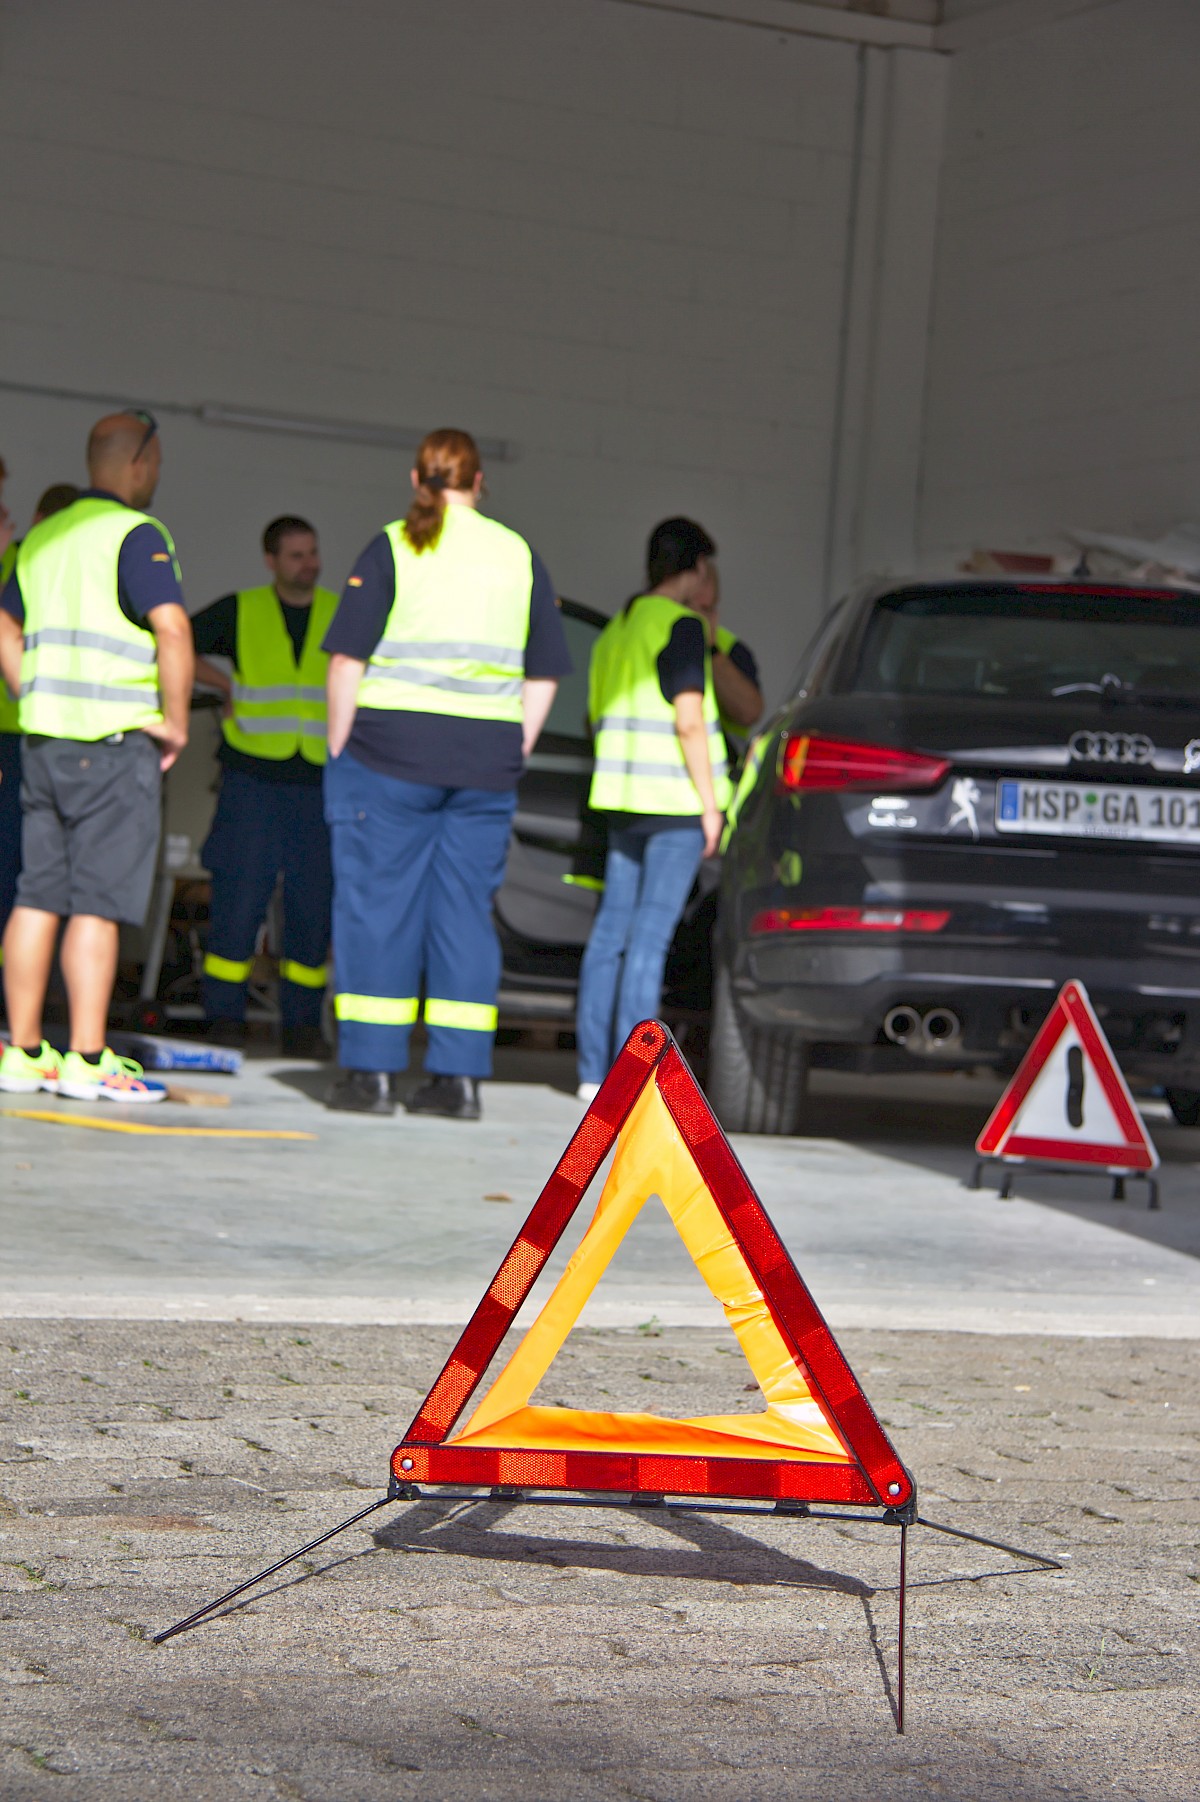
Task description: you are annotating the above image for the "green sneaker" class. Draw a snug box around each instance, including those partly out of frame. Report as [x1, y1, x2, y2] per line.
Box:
[0, 1040, 63, 1094]
[57, 1048, 168, 1104]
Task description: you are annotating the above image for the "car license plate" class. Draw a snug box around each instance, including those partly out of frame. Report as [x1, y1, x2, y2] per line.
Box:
[996, 779, 1200, 843]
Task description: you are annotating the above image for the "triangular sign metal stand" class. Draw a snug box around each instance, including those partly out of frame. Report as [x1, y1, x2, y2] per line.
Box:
[155, 1022, 1062, 1733]
[972, 980, 1160, 1209]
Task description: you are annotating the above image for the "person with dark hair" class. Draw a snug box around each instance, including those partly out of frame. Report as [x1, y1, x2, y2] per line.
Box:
[0, 480, 82, 946]
[0, 413, 193, 1100]
[190, 516, 339, 1056]
[322, 427, 571, 1118]
[574, 516, 732, 1099]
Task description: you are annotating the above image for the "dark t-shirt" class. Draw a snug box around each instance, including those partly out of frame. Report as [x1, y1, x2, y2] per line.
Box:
[0, 489, 186, 630]
[191, 591, 322, 787]
[323, 527, 572, 792]
[726, 638, 759, 688]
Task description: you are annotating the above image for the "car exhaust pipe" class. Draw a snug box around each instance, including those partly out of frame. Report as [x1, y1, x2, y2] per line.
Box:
[922, 1007, 961, 1046]
[883, 1005, 922, 1046]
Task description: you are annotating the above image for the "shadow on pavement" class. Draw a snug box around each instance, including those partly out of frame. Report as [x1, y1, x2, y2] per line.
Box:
[374, 1494, 872, 1595]
[801, 1069, 1200, 1261]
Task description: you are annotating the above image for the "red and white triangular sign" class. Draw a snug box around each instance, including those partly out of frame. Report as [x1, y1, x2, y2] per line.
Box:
[976, 980, 1158, 1171]
[391, 1020, 913, 1511]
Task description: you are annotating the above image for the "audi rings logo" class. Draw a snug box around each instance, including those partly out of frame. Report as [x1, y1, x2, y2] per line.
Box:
[1068, 730, 1154, 765]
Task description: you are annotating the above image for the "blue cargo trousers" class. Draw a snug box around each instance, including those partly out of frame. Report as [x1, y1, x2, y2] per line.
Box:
[324, 749, 517, 1077]
[201, 767, 333, 1029]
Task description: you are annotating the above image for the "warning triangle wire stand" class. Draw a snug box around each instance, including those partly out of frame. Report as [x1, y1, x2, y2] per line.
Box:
[972, 980, 1160, 1209]
[153, 1022, 1063, 1733]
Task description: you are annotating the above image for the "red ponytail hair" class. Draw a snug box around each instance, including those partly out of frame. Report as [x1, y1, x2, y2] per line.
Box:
[403, 427, 482, 553]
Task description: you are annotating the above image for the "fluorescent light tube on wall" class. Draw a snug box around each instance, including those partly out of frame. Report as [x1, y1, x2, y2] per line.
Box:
[0, 379, 514, 462]
[197, 403, 512, 461]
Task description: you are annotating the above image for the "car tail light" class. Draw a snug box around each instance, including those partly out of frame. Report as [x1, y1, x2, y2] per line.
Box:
[778, 735, 949, 793]
[750, 906, 951, 936]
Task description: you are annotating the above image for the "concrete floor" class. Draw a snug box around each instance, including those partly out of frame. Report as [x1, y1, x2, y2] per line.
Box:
[3, 1046, 1198, 1797]
[2, 1322, 1197, 1800]
[1, 1048, 1198, 1336]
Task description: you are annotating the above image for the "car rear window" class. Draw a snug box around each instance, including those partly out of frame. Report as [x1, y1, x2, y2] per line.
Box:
[852, 586, 1200, 701]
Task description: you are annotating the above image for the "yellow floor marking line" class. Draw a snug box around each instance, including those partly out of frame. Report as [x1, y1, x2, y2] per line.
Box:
[0, 1107, 315, 1140]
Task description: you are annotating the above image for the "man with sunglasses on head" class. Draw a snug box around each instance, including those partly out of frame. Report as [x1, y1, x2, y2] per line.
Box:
[0, 411, 194, 1101]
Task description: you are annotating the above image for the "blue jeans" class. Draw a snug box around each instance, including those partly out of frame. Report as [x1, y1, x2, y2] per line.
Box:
[575, 820, 705, 1084]
[325, 750, 517, 1078]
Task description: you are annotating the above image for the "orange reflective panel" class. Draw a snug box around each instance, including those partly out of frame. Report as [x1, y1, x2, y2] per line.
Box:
[451, 1079, 849, 1463]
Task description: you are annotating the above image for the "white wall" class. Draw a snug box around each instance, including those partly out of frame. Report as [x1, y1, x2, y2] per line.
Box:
[919, 0, 1200, 565]
[0, 0, 949, 700]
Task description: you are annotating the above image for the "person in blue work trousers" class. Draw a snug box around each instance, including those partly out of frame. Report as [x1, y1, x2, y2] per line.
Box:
[322, 427, 571, 1118]
[191, 517, 339, 1057]
[0, 476, 80, 953]
[574, 517, 731, 1101]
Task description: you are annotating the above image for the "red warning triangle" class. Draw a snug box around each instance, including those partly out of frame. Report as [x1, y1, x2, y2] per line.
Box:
[391, 1021, 913, 1511]
[976, 980, 1158, 1172]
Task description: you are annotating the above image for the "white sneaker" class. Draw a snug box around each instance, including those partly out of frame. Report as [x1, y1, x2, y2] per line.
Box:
[576, 1082, 601, 1103]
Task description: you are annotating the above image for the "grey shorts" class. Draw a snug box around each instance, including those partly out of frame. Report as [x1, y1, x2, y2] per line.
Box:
[16, 732, 162, 924]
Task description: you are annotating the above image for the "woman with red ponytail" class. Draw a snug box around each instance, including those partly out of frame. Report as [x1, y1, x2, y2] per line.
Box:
[321, 429, 572, 1118]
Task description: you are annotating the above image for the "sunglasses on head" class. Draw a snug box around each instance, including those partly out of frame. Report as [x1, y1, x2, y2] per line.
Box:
[131, 409, 158, 460]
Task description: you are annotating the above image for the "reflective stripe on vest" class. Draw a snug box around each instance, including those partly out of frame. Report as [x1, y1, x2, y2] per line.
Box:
[0, 541, 20, 732]
[222, 586, 338, 765]
[587, 594, 732, 815]
[356, 507, 533, 723]
[15, 498, 169, 740]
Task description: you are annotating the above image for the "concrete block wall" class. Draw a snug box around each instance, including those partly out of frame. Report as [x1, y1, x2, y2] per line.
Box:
[919, 0, 1200, 566]
[0, 0, 888, 697]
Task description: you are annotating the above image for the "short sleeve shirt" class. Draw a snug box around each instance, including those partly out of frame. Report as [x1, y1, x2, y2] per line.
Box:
[322, 524, 572, 792]
[0, 489, 185, 630]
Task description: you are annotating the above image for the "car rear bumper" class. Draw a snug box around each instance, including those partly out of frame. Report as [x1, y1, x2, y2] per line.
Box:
[732, 937, 1200, 1081]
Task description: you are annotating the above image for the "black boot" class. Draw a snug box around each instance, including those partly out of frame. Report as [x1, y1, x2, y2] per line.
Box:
[280, 1024, 333, 1062]
[404, 1075, 482, 1121]
[326, 1069, 395, 1115]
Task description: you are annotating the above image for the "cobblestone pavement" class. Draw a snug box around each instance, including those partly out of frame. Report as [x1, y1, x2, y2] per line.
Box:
[1, 1322, 1196, 1800]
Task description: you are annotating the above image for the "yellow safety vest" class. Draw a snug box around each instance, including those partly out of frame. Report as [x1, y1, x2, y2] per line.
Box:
[588, 594, 731, 815]
[356, 507, 532, 723]
[222, 586, 338, 764]
[15, 498, 170, 741]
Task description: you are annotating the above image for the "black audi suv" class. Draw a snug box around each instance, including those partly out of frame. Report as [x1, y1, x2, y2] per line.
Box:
[710, 578, 1200, 1133]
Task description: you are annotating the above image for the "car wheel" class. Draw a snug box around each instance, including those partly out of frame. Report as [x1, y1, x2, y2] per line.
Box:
[1165, 1087, 1200, 1127]
[708, 961, 810, 1135]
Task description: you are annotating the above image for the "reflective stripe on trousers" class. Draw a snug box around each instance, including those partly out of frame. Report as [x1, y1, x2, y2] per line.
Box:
[203, 951, 254, 984]
[280, 958, 328, 989]
[335, 993, 419, 1026]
